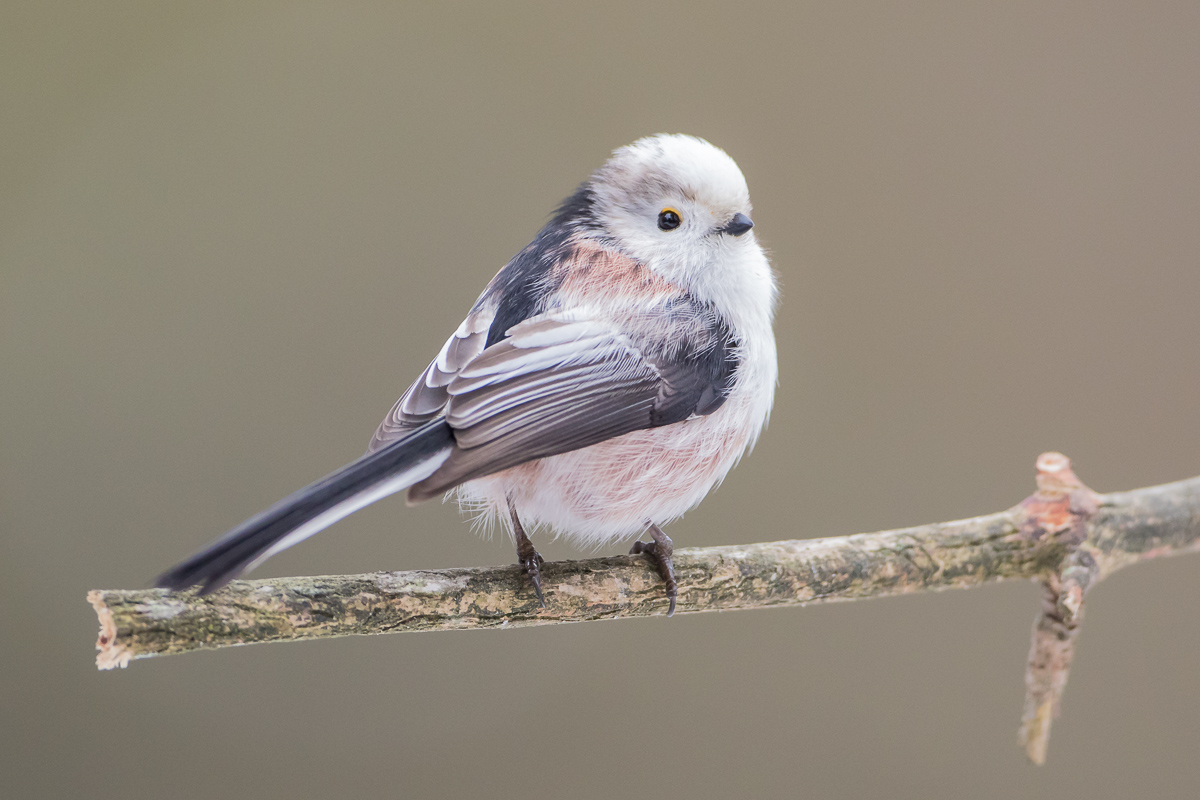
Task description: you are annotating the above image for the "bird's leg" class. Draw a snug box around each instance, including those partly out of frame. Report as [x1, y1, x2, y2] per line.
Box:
[509, 500, 545, 608]
[629, 522, 677, 616]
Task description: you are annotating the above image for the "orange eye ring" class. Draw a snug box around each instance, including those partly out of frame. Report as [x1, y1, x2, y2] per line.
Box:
[657, 207, 682, 231]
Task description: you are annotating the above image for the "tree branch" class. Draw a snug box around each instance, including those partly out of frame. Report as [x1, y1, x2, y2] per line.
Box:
[89, 453, 1200, 763]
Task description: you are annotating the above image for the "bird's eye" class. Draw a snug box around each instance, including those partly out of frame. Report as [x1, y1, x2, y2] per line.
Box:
[657, 208, 682, 231]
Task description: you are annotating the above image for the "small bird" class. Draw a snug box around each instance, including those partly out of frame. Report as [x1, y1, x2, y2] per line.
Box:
[156, 134, 778, 615]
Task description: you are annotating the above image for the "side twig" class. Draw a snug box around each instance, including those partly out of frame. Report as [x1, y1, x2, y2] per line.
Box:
[89, 453, 1200, 763]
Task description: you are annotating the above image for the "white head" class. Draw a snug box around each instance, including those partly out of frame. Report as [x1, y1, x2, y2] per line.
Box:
[581, 134, 772, 316]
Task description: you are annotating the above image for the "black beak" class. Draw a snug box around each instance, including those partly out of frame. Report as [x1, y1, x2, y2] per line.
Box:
[720, 212, 754, 237]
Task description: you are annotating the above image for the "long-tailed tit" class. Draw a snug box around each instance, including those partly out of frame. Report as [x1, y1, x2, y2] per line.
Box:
[157, 134, 779, 615]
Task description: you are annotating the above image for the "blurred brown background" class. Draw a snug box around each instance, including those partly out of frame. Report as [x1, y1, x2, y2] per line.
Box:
[4, 2, 1199, 798]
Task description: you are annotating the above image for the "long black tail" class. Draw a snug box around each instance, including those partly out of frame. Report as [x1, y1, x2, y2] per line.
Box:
[155, 421, 454, 594]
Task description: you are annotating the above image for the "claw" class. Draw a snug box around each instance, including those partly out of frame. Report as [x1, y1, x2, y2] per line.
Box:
[630, 524, 677, 617]
[519, 550, 546, 608]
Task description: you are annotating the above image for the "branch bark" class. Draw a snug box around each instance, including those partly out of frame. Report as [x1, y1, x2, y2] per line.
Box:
[89, 453, 1200, 763]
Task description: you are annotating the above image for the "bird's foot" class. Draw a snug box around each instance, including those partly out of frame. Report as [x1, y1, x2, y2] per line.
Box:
[630, 525, 677, 616]
[516, 535, 546, 608]
[509, 501, 546, 608]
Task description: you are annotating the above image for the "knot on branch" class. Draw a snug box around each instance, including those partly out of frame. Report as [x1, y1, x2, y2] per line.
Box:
[1015, 452, 1101, 547]
[1015, 452, 1102, 764]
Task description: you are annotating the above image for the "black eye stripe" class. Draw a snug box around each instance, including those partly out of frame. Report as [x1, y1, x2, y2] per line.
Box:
[657, 208, 682, 231]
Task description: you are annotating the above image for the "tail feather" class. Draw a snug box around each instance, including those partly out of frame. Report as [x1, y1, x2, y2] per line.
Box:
[155, 421, 454, 594]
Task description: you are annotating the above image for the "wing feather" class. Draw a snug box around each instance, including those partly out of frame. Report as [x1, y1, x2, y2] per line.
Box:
[366, 309, 492, 453]
[407, 311, 734, 500]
